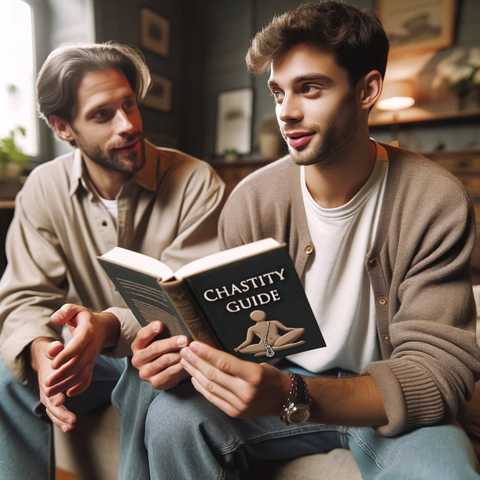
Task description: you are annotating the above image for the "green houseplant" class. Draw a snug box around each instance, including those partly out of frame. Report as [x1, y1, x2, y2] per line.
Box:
[433, 47, 480, 111]
[0, 126, 29, 178]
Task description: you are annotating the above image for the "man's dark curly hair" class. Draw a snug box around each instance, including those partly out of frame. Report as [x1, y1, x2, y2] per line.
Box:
[246, 1, 389, 87]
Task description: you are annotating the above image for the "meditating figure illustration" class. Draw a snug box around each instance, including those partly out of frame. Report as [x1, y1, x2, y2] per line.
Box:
[234, 310, 305, 357]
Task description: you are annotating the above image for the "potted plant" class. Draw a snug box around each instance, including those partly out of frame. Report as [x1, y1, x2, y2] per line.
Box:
[432, 47, 480, 111]
[0, 126, 29, 199]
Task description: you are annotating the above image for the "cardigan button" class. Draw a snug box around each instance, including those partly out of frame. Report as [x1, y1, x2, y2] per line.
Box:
[101, 220, 107, 227]
[382, 335, 391, 344]
[377, 297, 388, 307]
[304, 245, 314, 255]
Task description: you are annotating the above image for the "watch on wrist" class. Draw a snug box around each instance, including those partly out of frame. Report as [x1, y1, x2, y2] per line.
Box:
[280, 373, 311, 426]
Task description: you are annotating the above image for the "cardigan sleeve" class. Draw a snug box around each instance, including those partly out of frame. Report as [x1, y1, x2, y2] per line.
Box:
[363, 165, 480, 436]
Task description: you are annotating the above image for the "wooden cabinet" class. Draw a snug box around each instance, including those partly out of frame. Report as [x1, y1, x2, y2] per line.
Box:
[424, 148, 480, 282]
[425, 148, 480, 197]
[209, 158, 273, 199]
[0, 202, 15, 277]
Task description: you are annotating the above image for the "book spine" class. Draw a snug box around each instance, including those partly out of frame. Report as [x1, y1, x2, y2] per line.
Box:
[161, 279, 221, 349]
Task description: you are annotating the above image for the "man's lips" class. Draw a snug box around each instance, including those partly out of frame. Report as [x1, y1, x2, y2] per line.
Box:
[285, 132, 315, 148]
[111, 138, 141, 153]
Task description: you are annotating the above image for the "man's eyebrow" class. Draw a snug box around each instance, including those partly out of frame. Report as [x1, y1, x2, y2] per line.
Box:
[268, 74, 332, 88]
[86, 93, 136, 116]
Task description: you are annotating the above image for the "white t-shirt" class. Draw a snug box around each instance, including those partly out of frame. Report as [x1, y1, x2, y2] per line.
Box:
[98, 196, 118, 227]
[288, 141, 389, 373]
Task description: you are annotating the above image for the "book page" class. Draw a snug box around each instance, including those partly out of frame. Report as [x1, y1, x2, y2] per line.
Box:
[175, 238, 282, 279]
[101, 247, 175, 280]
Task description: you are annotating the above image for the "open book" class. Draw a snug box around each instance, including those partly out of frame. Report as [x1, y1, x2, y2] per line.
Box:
[98, 238, 325, 362]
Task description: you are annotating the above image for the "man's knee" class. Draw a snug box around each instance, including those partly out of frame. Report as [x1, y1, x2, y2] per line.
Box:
[0, 357, 39, 407]
[145, 382, 223, 447]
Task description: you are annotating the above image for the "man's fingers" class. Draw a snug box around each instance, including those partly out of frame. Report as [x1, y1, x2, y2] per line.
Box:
[181, 358, 246, 413]
[190, 376, 245, 417]
[132, 334, 188, 367]
[46, 351, 95, 396]
[182, 342, 249, 379]
[46, 354, 87, 390]
[49, 392, 66, 407]
[46, 405, 77, 432]
[137, 352, 182, 379]
[46, 341, 64, 360]
[51, 328, 94, 369]
[50, 303, 82, 325]
[45, 361, 93, 397]
[41, 393, 77, 432]
[132, 322, 165, 351]
[146, 363, 190, 391]
[66, 370, 94, 397]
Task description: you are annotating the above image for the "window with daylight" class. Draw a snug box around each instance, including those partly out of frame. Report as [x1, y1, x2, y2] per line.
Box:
[0, 0, 38, 157]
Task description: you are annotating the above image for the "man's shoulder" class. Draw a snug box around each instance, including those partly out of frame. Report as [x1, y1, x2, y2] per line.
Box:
[156, 146, 211, 170]
[385, 144, 470, 200]
[229, 155, 296, 200]
[22, 150, 75, 194]
[154, 146, 223, 186]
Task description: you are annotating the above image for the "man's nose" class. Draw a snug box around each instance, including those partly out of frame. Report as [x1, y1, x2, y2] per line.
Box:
[115, 109, 134, 134]
[278, 95, 303, 123]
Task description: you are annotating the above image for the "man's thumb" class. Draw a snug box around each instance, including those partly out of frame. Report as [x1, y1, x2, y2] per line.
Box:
[50, 303, 80, 325]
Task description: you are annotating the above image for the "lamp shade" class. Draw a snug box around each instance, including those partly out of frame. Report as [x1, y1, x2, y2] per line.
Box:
[377, 81, 415, 111]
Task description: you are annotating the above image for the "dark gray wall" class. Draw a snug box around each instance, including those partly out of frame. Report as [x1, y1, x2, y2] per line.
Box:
[94, 0, 184, 149]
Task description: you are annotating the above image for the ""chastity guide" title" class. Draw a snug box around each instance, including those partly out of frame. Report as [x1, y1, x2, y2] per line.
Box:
[202, 268, 286, 312]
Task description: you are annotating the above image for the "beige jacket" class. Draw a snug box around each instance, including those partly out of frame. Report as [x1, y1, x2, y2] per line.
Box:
[219, 144, 480, 436]
[0, 140, 225, 382]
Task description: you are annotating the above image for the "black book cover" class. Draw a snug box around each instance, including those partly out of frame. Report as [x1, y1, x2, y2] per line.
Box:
[182, 245, 326, 362]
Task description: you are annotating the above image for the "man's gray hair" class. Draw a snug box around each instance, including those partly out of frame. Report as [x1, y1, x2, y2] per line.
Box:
[36, 42, 151, 124]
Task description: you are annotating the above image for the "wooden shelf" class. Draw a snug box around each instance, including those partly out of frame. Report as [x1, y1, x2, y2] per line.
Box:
[369, 109, 480, 129]
[0, 200, 15, 209]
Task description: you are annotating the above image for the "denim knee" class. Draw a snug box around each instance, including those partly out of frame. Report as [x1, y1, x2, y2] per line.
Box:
[144, 381, 219, 446]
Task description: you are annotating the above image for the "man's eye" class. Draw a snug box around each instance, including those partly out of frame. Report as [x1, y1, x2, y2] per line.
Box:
[303, 85, 317, 94]
[271, 90, 284, 102]
[94, 110, 110, 120]
[124, 99, 136, 111]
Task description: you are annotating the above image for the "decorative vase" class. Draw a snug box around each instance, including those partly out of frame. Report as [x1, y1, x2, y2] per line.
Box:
[259, 133, 281, 159]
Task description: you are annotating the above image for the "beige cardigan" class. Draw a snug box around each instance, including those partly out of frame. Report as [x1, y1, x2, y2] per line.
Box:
[219, 144, 480, 436]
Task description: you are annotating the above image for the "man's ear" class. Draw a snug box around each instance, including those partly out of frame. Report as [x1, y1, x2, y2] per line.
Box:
[357, 71, 383, 111]
[48, 115, 76, 142]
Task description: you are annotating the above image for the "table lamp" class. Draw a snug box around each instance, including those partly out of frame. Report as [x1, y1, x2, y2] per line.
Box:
[376, 81, 416, 141]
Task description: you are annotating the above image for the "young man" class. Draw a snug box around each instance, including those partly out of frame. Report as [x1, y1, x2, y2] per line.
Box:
[129, 2, 480, 478]
[0, 42, 224, 479]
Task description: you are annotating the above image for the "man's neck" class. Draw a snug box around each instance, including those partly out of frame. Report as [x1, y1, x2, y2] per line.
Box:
[304, 136, 377, 209]
[82, 156, 128, 200]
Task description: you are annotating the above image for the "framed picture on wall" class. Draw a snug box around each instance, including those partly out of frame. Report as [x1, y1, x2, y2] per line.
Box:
[376, 0, 457, 57]
[142, 73, 172, 113]
[215, 87, 253, 156]
[140, 7, 170, 57]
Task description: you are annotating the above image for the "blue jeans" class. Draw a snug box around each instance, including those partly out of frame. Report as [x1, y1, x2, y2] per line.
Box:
[0, 355, 124, 480]
[113, 361, 480, 480]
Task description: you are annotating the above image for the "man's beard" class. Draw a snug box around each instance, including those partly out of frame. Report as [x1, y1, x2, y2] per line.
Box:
[281, 92, 360, 168]
[75, 132, 145, 175]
